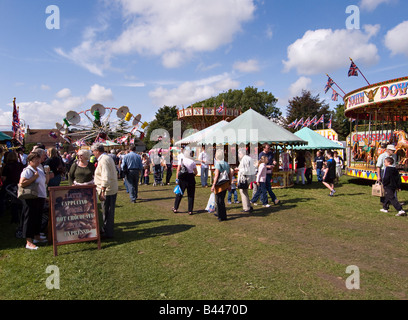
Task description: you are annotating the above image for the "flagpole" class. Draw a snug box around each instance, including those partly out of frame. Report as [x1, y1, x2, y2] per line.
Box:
[350, 58, 370, 86]
[326, 74, 346, 95]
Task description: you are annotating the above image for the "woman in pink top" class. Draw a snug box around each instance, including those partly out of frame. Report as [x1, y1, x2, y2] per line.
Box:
[250, 156, 270, 207]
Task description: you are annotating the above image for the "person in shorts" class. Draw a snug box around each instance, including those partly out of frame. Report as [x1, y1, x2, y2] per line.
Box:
[322, 151, 337, 196]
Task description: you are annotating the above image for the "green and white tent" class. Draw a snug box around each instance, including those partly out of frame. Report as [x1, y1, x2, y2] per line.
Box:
[194, 109, 307, 147]
[292, 127, 345, 150]
[174, 120, 228, 146]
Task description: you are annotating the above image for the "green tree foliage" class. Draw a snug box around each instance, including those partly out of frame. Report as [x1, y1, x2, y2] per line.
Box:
[192, 86, 281, 119]
[285, 90, 331, 132]
[144, 106, 189, 150]
[332, 103, 351, 141]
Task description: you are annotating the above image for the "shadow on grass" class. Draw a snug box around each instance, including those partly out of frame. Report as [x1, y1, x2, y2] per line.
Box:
[103, 220, 195, 247]
[226, 204, 297, 221]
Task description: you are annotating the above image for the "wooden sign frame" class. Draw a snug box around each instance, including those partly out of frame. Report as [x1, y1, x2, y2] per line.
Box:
[49, 185, 101, 256]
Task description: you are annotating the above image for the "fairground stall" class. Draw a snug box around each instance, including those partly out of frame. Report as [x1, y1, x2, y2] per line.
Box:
[344, 76, 408, 183]
[191, 109, 307, 188]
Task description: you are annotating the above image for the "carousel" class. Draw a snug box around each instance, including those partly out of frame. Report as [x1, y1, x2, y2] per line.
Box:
[344, 76, 408, 182]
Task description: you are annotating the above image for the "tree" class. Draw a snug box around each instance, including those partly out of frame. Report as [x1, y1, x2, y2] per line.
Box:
[144, 106, 189, 150]
[332, 103, 351, 140]
[192, 86, 281, 119]
[285, 90, 331, 131]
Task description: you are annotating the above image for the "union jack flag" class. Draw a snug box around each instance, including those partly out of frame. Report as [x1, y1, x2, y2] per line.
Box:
[295, 118, 304, 129]
[303, 117, 311, 127]
[12, 98, 24, 144]
[348, 61, 359, 77]
[324, 77, 334, 93]
[288, 118, 297, 128]
[309, 115, 317, 126]
[315, 114, 324, 126]
[216, 102, 224, 114]
[327, 115, 332, 129]
[331, 90, 339, 102]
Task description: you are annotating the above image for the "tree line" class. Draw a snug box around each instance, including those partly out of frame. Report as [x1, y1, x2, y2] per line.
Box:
[144, 87, 351, 149]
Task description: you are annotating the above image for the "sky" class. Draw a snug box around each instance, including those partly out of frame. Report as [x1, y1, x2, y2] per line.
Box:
[1, 0, 408, 132]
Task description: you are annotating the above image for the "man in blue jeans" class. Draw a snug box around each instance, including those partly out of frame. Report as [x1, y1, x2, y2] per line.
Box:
[121, 145, 143, 203]
[314, 151, 325, 182]
[258, 143, 280, 205]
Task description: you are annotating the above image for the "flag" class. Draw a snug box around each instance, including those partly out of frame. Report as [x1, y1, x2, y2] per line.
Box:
[327, 115, 332, 129]
[303, 117, 311, 127]
[331, 90, 339, 102]
[288, 119, 297, 128]
[12, 98, 23, 144]
[315, 114, 324, 126]
[295, 118, 304, 129]
[348, 61, 358, 77]
[216, 101, 224, 114]
[309, 115, 317, 127]
[324, 77, 334, 93]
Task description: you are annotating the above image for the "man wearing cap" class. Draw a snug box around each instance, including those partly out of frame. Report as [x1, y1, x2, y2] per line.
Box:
[376, 144, 398, 204]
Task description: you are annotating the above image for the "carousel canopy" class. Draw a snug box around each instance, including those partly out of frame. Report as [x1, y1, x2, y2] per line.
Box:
[194, 109, 307, 146]
[174, 120, 228, 146]
[292, 127, 345, 150]
[0, 131, 12, 141]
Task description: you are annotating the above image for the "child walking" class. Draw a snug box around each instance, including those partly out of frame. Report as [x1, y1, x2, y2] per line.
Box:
[381, 157, 406, 216]
[250, 156, 270, 207]
[228, 173, 240, 204]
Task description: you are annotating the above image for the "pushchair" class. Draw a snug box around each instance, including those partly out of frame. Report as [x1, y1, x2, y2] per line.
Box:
[5, 184, 48, 238]
[153, 164, 164, 186]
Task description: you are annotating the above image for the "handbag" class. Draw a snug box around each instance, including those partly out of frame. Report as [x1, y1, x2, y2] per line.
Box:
[372, 181, 384, 197]
[17, 182, 38, 199]
[17, 167, 39, 200]
[216, 170, 230, 186]
[178, 159, 189, 180]
[237, 175, 249, 189]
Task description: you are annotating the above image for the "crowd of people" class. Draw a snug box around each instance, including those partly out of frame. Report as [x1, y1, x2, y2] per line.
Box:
[1, 140, 405, 251]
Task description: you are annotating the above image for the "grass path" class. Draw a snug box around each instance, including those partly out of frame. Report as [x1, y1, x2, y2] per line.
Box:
[1, 175, 407, 300]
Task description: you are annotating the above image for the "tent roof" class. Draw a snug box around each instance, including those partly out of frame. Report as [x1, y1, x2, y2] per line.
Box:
[195, 109, 307, 146]
[174, 120, 228, 145]
[292, 127, 345, 150]
[0, 131, 12, 141]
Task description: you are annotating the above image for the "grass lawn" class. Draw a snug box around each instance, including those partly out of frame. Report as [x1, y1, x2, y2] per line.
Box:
[0, 174, 407, 300]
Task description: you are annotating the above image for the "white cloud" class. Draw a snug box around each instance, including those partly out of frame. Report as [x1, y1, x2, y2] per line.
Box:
[41, 85, 51, 91]
[360, 0, 394, 11]
[149, 73, 240, 106]
[87, 84, 114, 101]
[233, 59, 260, 73]
[385, 21, 408, 57]
[56, 0, 256, 75]
[56, 88, 72, 99]
[282, 27, 380, 75]
[289, 77, 312, 97]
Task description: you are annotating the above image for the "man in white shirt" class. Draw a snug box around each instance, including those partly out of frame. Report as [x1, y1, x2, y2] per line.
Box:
[198, 146, 210, 187]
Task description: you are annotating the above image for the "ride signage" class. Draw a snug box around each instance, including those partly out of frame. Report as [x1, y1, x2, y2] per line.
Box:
[344, 76, 408, 118]
[49, 185, 101, 256]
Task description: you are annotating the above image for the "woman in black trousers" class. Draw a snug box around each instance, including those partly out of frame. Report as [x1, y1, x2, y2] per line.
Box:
[172, 151, 197, 215]
[211, 149, 232, 221]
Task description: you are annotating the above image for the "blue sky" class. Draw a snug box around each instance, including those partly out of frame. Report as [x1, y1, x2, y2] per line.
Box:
[1, 0, 407, 132]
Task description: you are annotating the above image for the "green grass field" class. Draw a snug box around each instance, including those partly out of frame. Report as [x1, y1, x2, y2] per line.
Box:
[1, 174, 407, 300]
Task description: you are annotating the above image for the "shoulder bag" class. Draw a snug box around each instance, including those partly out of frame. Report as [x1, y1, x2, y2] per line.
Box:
[17, 168, 39, 200]
[178, 159, 189, 180]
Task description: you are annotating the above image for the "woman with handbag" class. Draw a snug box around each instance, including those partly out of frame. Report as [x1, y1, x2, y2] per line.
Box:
[211, 149, 232, 221]
[19, 152, 50, 250]
[173, 150, 198, 215]
[237, 148, 256, 213]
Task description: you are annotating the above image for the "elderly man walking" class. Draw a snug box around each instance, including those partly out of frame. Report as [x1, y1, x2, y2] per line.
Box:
[91, 143, 118, 239]
[121, 145, 143, 203]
